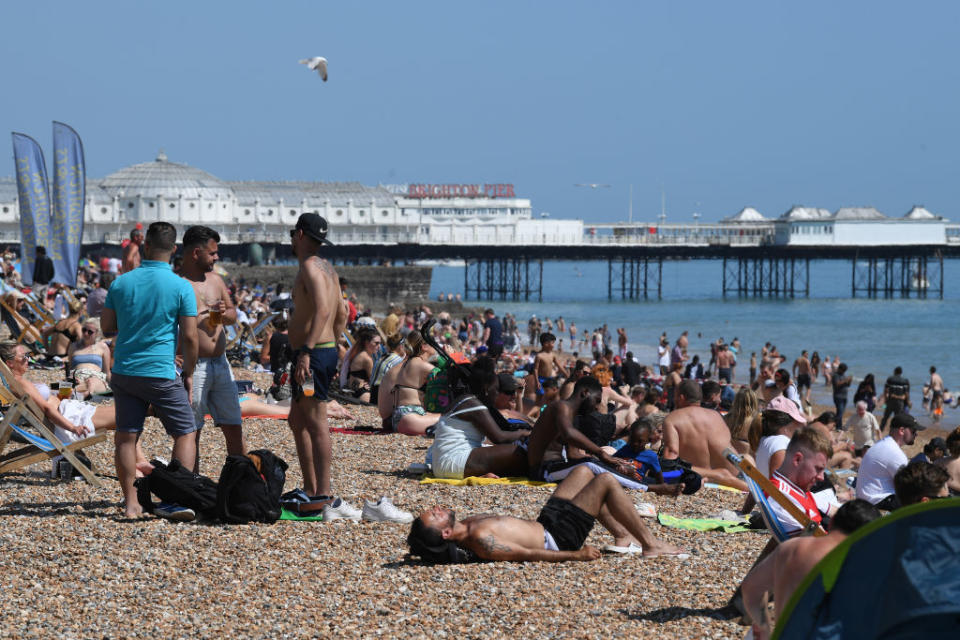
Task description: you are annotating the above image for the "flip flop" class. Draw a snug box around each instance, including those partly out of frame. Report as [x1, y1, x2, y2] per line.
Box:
[643, 550, 691, 560]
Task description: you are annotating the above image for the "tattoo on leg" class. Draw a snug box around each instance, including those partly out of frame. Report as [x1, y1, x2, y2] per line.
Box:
[479, 535, 511, 553]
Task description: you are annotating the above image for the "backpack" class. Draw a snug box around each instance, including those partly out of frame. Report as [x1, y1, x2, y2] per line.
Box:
[216, 449, 288, 524]
[135, 458, 219, 519]
[658, 457, 703, 495]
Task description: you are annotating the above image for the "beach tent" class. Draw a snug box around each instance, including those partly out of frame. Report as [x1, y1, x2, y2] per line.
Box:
[773, 498, 960, 640]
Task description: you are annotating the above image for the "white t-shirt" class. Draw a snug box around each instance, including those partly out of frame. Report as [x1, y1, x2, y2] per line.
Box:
[856, 436, 907, 505]
[756, 434, 791, 478]
[658, 345, 670, 368]
[849, 412, 880, 449]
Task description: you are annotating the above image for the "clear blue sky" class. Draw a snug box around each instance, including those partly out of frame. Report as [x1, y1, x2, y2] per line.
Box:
[2, 1, 958, 223]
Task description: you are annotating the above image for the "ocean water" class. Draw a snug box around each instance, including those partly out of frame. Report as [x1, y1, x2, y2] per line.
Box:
[429, 259, 960, 408]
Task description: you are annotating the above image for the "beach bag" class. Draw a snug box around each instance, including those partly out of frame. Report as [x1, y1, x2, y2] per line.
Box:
[216, 449, 288, 524]
[135, 458, 219, 518]
[423, 356, 456, 413]
[658, 458, 702, 495]
[574, 411, 617, 448]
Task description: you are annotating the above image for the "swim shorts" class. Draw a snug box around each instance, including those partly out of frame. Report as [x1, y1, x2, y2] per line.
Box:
[536, 497, 595, 551]
[797, 373, 811, 390]
[718, 367, 732, 383]
[291, 346, 338, 402]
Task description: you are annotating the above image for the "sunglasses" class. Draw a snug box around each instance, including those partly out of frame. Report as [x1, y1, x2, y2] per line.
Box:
[82, 328, 96, 335]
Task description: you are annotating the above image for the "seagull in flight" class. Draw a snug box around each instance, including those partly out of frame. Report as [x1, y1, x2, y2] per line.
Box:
[574, 183, 611, 189]
[299, 57, 328, 81]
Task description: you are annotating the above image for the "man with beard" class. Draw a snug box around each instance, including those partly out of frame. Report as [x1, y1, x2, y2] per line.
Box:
[178, 226, 245, 472]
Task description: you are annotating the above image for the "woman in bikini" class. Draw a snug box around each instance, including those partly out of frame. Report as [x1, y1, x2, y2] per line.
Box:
[344, 328, 379, 403]
[42, 300, 83, 358]
[378, 330, 440, 435]
[67, 318, 112, 397]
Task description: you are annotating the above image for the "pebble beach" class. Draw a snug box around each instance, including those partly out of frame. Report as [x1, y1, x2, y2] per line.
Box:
[2, 368, 779, 640]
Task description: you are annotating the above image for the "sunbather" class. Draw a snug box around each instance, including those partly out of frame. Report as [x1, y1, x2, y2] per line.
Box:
[407, 464, 688, 563]
[66, 318, 112, 397]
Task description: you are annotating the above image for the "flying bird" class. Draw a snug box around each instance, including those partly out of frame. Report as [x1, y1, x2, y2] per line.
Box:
[574, 183, 611, 189]
[299, 57, 328, 81]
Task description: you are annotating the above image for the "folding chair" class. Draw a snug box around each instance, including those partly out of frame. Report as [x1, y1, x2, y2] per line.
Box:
[0, 361, 107, 487]
[725, 449, 826, 540]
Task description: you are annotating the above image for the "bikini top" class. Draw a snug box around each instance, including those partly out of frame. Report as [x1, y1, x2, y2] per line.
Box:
[71, 353, 103, 369]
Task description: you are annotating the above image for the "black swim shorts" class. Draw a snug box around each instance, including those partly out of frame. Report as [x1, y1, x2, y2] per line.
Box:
[291, 346, 338, 402]
[797, 373, 811, 390]
[536, 497, 595, 551]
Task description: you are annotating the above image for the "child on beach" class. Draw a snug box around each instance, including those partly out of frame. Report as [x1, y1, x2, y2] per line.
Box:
[613, 418, 665, 484]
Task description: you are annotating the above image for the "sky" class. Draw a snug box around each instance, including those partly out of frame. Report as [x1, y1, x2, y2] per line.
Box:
[2, 1, 959, 224]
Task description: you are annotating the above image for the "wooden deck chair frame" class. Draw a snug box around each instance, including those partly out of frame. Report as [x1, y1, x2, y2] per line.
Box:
[22, 292, 55, 326]
[0, 360, 107, 487]
[725, 449, 826, 540]
[225, 312, 281, 352]
[0, 297, 44, 345]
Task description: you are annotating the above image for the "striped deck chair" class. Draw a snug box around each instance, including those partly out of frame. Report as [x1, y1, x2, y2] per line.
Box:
[0, 296, 45, 346]
[225, 312, 281, 356]
[0, 361, 107, 487]
[724, 449, 826, 541]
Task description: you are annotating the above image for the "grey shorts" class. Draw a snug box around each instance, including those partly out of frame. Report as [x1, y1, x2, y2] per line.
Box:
[111, 372, 198, 437]
[191, 354, 243, 428]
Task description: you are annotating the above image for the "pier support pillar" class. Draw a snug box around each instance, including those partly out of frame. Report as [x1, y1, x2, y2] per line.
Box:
[851, 253, 943, 299]
[607, 257, 662, 300]
[464, 257, 543, 301]
[722, 257, 809, 298]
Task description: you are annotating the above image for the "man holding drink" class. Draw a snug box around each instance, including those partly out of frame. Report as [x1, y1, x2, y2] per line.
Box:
[179, 225, 246, 473]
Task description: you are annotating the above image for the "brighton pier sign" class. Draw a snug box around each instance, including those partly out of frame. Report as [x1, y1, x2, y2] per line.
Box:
[404, 183, 516, 198]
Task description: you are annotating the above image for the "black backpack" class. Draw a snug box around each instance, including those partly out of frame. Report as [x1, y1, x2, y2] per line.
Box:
[216, 449, 288, 524]
[135, 458, 219, 519]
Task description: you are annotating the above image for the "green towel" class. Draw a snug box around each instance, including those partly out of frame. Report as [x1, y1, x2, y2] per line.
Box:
[657, 513, 752, 533]
[279, 507, 324, 521]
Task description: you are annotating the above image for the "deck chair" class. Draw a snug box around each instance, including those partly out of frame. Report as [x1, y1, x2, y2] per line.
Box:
[725, 448, 826, 540]
[22, 291, 56, 327]
[0, 360, 107, 487]
[0, 296, 44, 346]
[225, 311, 281, 356]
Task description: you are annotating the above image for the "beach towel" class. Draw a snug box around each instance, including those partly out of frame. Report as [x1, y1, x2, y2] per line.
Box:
[656, 513, 753, 533]
[703, 481, 748, 494]
[279, 507, 324, 521]
[420, 475, 556, 488]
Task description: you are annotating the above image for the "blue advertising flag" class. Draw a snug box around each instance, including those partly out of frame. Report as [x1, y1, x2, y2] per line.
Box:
[11, 132, 52, 286]
[51, 122, 86, 287]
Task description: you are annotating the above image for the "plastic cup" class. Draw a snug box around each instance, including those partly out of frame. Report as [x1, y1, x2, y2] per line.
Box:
[58, 382, 73, 400]
[301, 379, 315, 397]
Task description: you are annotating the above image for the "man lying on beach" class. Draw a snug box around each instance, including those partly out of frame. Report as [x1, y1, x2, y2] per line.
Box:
[661, 380, 747, 491]
[740, 499, 880, 640]
[407, 464, 688, 563]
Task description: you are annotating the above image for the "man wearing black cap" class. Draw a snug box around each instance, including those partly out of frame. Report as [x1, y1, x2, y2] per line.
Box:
[856, 413, 924, 510]
[287, 213, 355, 516]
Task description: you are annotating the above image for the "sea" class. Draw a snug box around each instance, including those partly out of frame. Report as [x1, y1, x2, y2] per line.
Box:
[428, 259, 960, 417]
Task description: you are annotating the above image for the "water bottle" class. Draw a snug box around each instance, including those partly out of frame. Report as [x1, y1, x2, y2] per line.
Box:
[242, 353, 251, 369]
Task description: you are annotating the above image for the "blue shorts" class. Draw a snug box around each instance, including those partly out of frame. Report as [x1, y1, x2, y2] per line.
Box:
[191, 354, 243, 428]
[291, 346, 338, 402]
[111, 372, 198, 436]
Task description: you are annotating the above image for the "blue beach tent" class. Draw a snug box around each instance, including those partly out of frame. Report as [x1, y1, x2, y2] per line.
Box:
[774, 498, 960, 640]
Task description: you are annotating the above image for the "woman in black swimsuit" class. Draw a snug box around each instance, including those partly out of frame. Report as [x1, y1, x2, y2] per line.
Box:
[346, 328, 380, 403]
[41, 299, 83, 357]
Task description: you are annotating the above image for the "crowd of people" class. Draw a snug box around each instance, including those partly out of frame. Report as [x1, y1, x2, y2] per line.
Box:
[1, 215, 958, 637]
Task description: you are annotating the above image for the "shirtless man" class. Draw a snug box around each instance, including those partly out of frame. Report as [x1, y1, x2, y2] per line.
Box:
[662, 379, 747, 490]
[928, 366, 944, 423]
[532, 333, 567, 398]
[740, 500, 880, 639]
[121, 226, 143, 273]
[288, 214, 349, 503]
[178, 226, 245, 472]
[792, 350, 813, 407]
[408, 464, 688, 563]
[526, 375, 634, 481]
[716, 344, 734, 384]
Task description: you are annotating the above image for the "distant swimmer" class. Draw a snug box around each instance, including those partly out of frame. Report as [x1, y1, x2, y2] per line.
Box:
[299, 56, 328, 81]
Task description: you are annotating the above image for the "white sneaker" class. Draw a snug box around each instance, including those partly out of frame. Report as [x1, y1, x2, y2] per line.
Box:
[321, 497, 362, 522]
[362, 496, 414, 523]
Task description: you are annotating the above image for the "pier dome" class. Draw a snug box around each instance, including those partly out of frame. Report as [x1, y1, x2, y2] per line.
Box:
[99, 151, 234, 201]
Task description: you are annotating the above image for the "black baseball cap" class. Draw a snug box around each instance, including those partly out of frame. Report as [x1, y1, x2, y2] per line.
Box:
[891, 413, 925, 431]
[498, 373, 518, 393]
[294, 213, 333, 245]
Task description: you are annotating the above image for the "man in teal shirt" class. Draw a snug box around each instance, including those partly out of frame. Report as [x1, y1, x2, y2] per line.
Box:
[102, 222, 199, 519]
